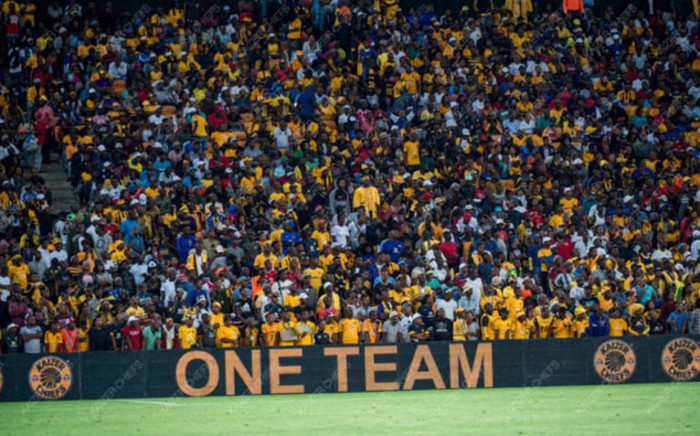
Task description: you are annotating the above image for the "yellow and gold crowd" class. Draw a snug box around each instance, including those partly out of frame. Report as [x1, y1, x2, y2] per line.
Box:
[1, 0, 700, 353]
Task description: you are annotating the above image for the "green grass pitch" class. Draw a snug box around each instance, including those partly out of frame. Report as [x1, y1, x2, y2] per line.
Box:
[2, 383, 698, 435]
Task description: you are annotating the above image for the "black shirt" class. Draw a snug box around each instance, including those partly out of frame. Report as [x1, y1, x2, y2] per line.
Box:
[89, 327, 113, 351]
[314, 331, 331, 344]
[433, 318, 453, 341]
[2, 331, 21, 353]
[408, 324, 429, 342]
[649, 318, 667, 335]
[199, 324, 216, 348]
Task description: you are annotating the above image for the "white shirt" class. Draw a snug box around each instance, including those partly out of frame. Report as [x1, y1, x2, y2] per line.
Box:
[436, 298, 458, 321]
[651, 249, 673, 262]
[569, 286, 586, 304]
[463, 278, 483, 301]
[330, 223, 350, 249]
[273, 127, 292, 149]
[690, 239, 700, 260]
[129, 263, 148, 287]
[399, 314, 416, 331]
[161, 279, 177, 307]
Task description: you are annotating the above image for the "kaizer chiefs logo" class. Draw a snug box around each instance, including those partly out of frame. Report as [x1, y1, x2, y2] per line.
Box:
[593, 340, 636, 383]
[661, 338, 700, 381]
[28, 356, 73, 400]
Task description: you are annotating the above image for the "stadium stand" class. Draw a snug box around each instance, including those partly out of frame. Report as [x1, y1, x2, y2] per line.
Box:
[0, 0, 700, 354]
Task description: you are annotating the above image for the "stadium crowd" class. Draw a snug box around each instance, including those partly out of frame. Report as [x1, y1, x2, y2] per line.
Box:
[1, 0, 700, 353]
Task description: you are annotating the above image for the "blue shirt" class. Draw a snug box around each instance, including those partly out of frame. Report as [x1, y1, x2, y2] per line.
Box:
[176, 234, 195, 263]
[634, 284, 654, 305]
[281, 231, 301, 255]
[668, 311, 689, 334]
[587, 313, 610, 337]
[379, 239, 405, 262]
[373, 275, 396, 289]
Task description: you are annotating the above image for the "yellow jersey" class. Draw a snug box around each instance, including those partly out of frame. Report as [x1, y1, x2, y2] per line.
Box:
[243, 327, 259, 347]
[262, 321, 281, 346]
[573, 318, 589, 337]
[44, 331, 63, 353]
[493, 318, 512, 340]
[339, 318, 362, 344]
[403, 141, 420, 166]
[505, 297, 524, 321]
[536, 315, 554, 338]
[362, 319, 383, 344]
[552, 317, 572, 338]
[295, 321, 316, 345]
[210, 312, 225, 329]
[609, 318, 627, 337]
[178, 326, 198, 349]
[216, 325, 239, 348]
[480, 313, 496, 340]
[78, 328, 89, 352]
[511, 319, 530, 339]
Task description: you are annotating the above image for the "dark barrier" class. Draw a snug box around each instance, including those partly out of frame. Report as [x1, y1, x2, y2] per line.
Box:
[0, 335, 698, 402]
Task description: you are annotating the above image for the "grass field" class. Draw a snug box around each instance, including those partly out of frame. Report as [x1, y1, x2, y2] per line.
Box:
[2, 383, 698, 435]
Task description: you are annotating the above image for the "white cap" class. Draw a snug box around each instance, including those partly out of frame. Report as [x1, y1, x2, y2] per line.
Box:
[323, 282, 332, 290]
[128, 316, 139, 323]
[216, 245, 225, 254]
[299, 293, 309, 299]
[623, 195, 634, 203]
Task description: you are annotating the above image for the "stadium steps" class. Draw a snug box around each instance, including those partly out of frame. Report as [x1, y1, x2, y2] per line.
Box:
[42, 155, 75, 213]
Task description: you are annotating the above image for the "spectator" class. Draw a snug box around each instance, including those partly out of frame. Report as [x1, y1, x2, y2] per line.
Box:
[0, 1, 698, 354]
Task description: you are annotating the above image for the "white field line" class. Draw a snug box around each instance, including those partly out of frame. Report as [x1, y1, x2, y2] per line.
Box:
[114, 399, 181, 407]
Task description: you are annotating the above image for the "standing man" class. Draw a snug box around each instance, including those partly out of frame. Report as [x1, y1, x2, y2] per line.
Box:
[338, 307, 362, 344]
[89, 317, 116, 350]
[20, 315, 42, 353]
[61, 318, 79, 353]
[142, 319, 162, 350]
[382, 311, 404, 343]
[121, 316, 143, 350]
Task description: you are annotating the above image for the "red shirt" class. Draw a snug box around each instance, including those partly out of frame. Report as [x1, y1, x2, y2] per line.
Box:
[318, 307, 337, 320]
[439, 241, 459, 265]
[555, 239, 574, 260]
[34, 119, 47, 146]
[121, 326, 143, 350]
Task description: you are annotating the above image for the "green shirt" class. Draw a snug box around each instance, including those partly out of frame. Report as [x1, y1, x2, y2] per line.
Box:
[142, 326, 162, 350]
